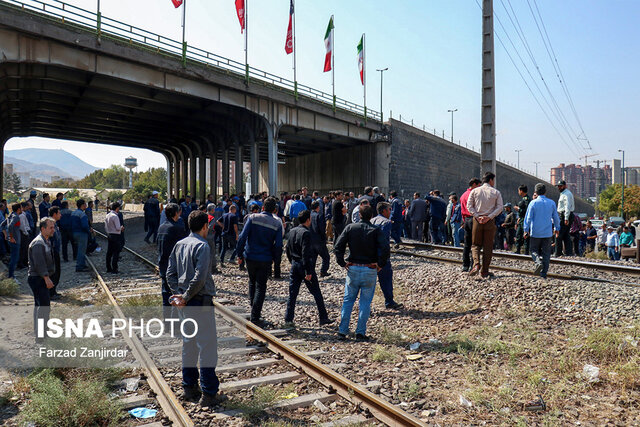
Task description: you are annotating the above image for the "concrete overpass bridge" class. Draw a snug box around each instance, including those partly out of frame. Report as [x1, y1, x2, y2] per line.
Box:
[0, 0, 385, 200]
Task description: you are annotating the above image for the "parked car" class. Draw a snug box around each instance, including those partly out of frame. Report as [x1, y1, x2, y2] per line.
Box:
[608, 216, 626, 228]
[589, 219, 604, 228]
[633, 219, 640, 229]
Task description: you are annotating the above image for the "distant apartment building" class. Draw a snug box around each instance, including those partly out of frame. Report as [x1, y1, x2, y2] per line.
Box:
[550, 163, 612, 199]
[4, 163, 13, 175]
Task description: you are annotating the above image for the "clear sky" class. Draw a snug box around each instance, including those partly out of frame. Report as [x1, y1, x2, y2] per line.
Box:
[5, 0, 640, 176]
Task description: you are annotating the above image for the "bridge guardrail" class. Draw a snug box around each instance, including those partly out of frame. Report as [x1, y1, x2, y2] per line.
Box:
[1, 0, 381, 122]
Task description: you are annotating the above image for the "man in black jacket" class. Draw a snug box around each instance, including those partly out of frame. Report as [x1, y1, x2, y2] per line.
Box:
[334, 204, 389, 341]
[157, 203, 187, 309]
[284, 210, 332, 327]
[331, 191, 346, 240]
[310, 200, 330, 277]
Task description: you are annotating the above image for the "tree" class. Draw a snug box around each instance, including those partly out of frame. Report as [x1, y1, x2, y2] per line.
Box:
[3, 170, 21, 193]
[598, 184, 640, 218]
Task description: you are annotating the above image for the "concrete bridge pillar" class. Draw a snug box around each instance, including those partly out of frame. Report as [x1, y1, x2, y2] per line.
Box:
[250, 135, 259, 195]
[180, 152, 188, 198]
[198, 155, 206, 203]
[222, 147, 230, 196]
[203, 137, 217, 202]
[171, 152, 179, 200]
[189, 154, 197, 201]
[235, 141, 243, 196]
[266, 122, 277, 195]
[0, 138, 5, 195]
[165, 156, 172, 200]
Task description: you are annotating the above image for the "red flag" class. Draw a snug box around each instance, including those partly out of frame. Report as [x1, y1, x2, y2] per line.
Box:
[171, 0, 183, 8]
[235, 0, 245, 33]
[285, 0, 293, 54]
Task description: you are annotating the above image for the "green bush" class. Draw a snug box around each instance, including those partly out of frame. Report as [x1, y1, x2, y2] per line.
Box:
[0, 274, 19, 297]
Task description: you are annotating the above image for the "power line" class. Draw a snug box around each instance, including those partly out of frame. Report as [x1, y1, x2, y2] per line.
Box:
[527, 0, 591, 150]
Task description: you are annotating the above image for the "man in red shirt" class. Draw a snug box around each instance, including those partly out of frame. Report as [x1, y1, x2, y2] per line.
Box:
[459, 177, 481, 271]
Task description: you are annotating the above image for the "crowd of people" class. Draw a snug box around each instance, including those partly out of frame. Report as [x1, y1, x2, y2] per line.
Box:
[4, 174, 637, 408]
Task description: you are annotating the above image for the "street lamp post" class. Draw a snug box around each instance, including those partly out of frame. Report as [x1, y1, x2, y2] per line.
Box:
[515, 149, 522, 169]
[618, 149, 625, 218]
[447, 109, 458, 143]
[533, 161, 540, 178]
[376, 67, 388, 122]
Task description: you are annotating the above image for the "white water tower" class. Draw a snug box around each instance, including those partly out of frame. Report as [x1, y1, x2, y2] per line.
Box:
[124, 156, 138, 188]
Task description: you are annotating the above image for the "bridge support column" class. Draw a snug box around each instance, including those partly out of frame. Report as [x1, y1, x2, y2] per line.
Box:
[198, 155, 206, 203]
[172, 155, 179, 199]
[235, 142, 243, 195]
[189, 154, 197, 201]
[0, 139, 4, 195]
[222, 147, 230, 196]
[250, 135, 259, 195]
[181, 153, 188, 198]
[165, 157, 172, 200]
[266, 123, 278, 195]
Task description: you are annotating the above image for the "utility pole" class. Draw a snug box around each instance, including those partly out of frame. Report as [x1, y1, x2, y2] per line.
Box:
[618, 149, 625, 219]
[481, 0, 496, 177]
[533, 161, 540, 178]
[377, 67, 388, 122]
[447, 109, 458, 143]
[515, 149, 522, 169]
[593, 159, 602, 217]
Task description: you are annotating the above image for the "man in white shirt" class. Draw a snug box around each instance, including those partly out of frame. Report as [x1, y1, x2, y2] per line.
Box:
[555, 180, 575, 256]
[596, 223, 608, 252]
[605, 225, 620, 261]
[105, 202, 123, 273]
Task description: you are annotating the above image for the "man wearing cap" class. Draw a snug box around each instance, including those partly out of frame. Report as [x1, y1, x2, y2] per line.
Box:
[144, 191, 162, 244]
[555, 180, 575, 256]
[523, 183, 560, 278]
[605, 225, 620, 261]
[28, 190, 39, 224]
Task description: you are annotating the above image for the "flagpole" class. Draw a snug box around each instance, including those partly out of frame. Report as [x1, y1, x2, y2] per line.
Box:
[181, 0, 187, 67]
[96, 0, 101, 43]
[244, 0, 249, 85]
[293, 0, 297, 100]
[363, 33, 366, 121]
[331, 15, 335, 111]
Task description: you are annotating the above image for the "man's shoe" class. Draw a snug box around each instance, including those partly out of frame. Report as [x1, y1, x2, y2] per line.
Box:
[212, 268, 222, 274]
[337, 332, 348, 341]
[355, 333, 370, 342]
[239, 265, 246, 271]
[75, 267, 89, 272]
[50, 293, 62, 301]
[461, 266, 470, 272]
[319, 318, 334, 326]
[468, 265, 481, 276]
[283, 321, 296, 329]
[481, 272, 495, 279]
[199, 392, 228, 408]
[110, 270, 119, 274]
[394, 244, 400, 249]
[182, 385, 201, 401]
[144, 239, 150, 244]
[533, 264, 543, 276]
[273, 274, 281, 279]
[252, 319, 273, 329]
[319, 272, 331, 278]
[386, 302, 404, 310]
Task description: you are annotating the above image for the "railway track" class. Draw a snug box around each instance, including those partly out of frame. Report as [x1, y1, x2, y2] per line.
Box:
[92, 230, 426, 426]
[393, 242, 640, 287]
[400, 241, 640, 276]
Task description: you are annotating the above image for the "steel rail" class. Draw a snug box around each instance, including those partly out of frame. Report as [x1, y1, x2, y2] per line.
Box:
[93, 230, 426, 427]
[392, 249, 640, 288]
[400, 241, 640, 276]
[0, 0, 381, 121]
[85, 257, 194, 427]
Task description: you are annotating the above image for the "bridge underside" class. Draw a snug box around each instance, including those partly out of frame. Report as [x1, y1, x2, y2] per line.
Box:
[0, 60, 384, 200]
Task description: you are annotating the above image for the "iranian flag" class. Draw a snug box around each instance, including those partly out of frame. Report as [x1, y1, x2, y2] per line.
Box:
[323, 16, 334, 72]
[235, 0, 245, 33]
[357, 35, 364, 85]
[171, 0, 183, 7]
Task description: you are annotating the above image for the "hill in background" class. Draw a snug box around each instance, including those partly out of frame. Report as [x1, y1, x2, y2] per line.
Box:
[5, 148, 99, 179]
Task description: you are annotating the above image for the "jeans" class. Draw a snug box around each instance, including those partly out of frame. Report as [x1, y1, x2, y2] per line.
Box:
[73, 232, 88, 270]
[145, 217, 160, 243]
[8, 241, 20, 278]
[312, 242, 330, 275]
[390, 222, 403, 244]
[284, 261, 329, 322]
[462, 217, 473, 268]
[220, 234, 237, 264]
[377, 261, 396, 307]
[50, 251, 61, 295]
[471, 218, 496, 276]
[451, 222, 462, 247]
[339, 266, 377, 336]
[530, 237, 552, 277]
[607, 247, 620, 261]
[61, 228, 76, 261]
[106, 233, 122, 272]
[246, 259, 271, 322]
[28, 276, 51, 337]
[429, 218, 445, 244]
[179, 296, 219, 396]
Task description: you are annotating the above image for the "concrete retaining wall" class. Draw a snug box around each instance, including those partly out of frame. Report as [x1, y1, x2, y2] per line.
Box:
[388, 119, 594, 215]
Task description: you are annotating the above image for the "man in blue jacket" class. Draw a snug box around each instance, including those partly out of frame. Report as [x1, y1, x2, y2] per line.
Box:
[389, 191, 404, 245]
[58, 201, 76, 262]
[70, 199, 91, 272]
[523, 183, 560, 278]
[425, 191, 447, 244]
[38, 193, 51, 221]
[236, 197, 283, 328]
[371, 202, 403, 310]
